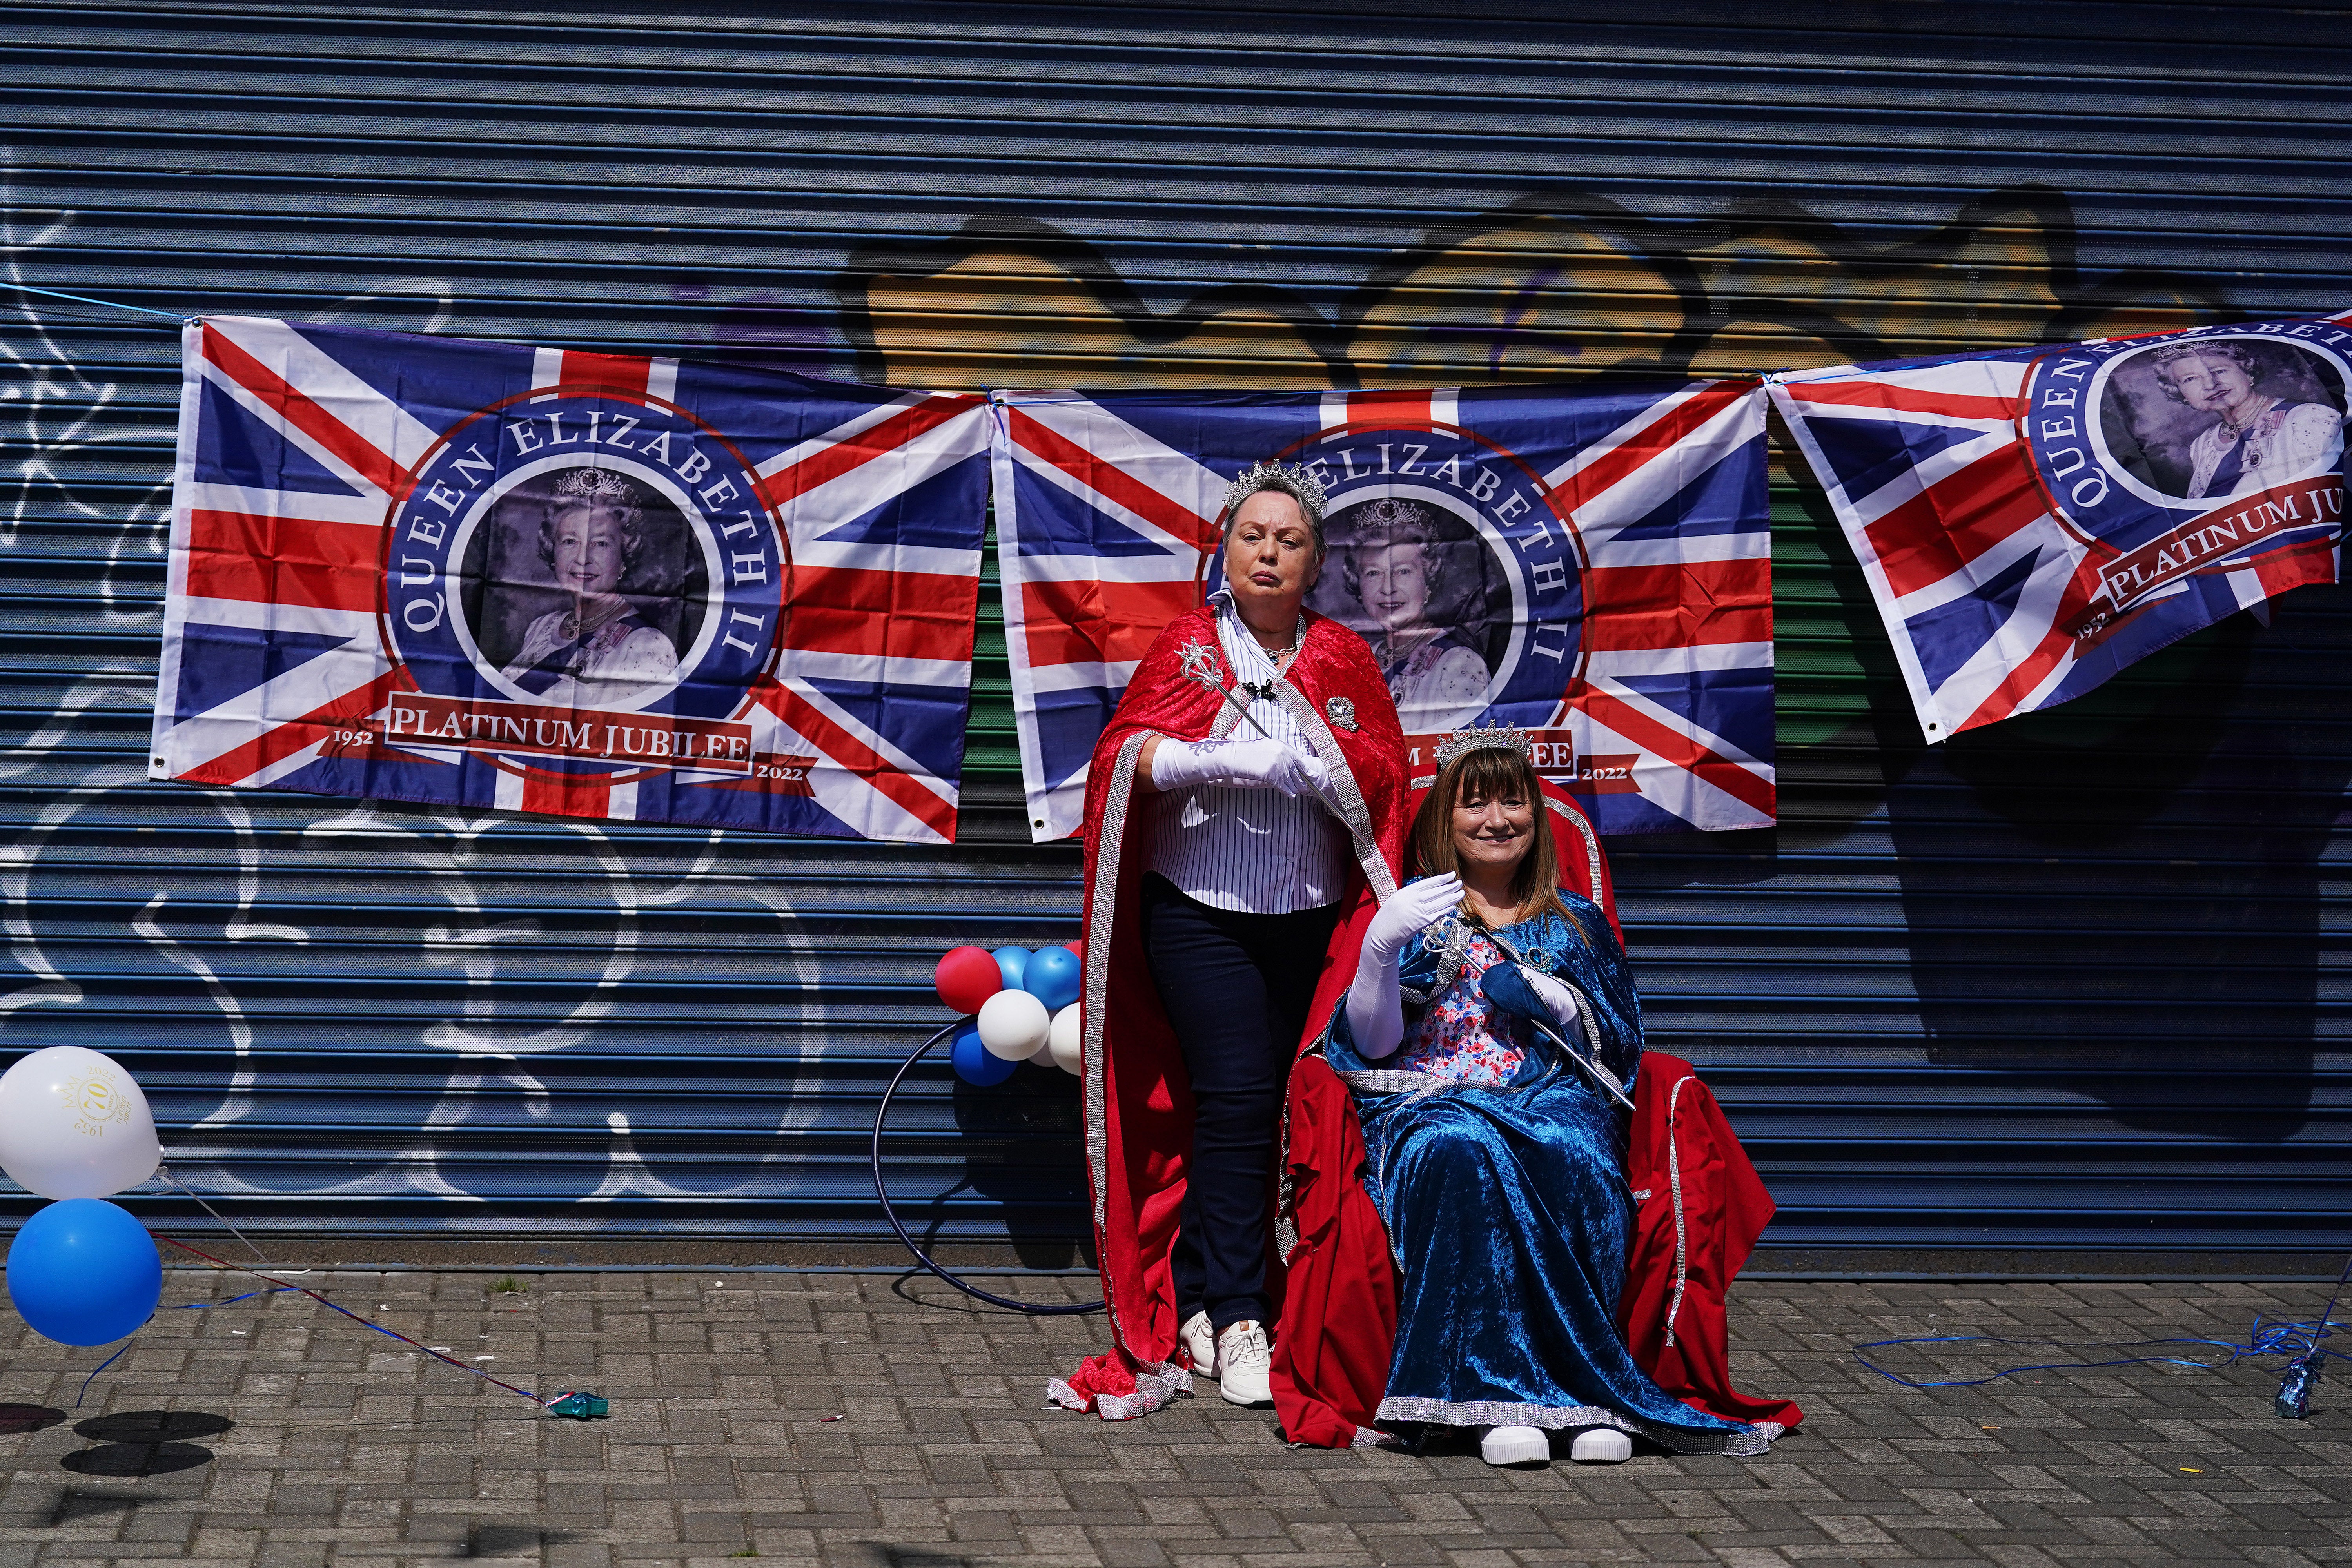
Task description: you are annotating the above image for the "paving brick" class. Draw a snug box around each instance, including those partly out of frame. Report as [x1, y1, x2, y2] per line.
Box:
[0, 1275, 2346, 1564]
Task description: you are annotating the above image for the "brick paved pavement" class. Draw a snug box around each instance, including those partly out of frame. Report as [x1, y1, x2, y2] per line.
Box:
[0, 1269, 2342, 1566]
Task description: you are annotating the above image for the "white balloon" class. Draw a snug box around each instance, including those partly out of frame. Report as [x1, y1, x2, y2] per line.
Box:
[976, 990, 1051, 1062]
[1048, 1004, 1083, 1076]
[0, 1046, 161, 1200]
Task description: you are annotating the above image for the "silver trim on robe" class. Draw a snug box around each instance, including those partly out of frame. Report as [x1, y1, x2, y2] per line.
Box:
[1077, 619, 1391, 1400]
[1373, 1395, 1777, 1456]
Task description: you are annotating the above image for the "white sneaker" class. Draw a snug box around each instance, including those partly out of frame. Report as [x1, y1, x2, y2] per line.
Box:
[1568, 1426, 1632, 1464]
[1214, 1320, 1272, 1407]
[1479, 1424, 1550, 1466]
[1179, 1310, 1217, 1377]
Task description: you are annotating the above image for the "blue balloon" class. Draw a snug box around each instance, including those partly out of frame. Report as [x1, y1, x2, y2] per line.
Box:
[949, 1021, 1017, 1088]
[7, 1198, 162, 1347]
[1022, 944, 1082, 1013]
[990, 945, 1031, 992]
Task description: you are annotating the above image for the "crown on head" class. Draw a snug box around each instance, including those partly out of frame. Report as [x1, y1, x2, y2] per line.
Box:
[552, 466, 637, 504]
[1222, 458, 1329, 523]
[1357, 496, 1426, 531]
[1434, 720, 1534, 770]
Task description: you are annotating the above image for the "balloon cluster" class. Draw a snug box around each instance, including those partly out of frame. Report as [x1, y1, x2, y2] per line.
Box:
[933, 942, 1083, 1087]
[0, 1047, 166, 1346]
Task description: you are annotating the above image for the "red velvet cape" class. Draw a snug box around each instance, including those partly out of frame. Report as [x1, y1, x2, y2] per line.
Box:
[1051, 604, 1407, 1418]
[1269, 781, 1803, 1447]
[1621, 1056, 1805, 1434]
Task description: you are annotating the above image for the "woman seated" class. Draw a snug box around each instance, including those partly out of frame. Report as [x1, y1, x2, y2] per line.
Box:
[1325, 727, 1769, 1466]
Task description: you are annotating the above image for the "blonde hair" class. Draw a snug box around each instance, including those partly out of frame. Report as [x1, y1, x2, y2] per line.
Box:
[1409, 745, 1573, 930]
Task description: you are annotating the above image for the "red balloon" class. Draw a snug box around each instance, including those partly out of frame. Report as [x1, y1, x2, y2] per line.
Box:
[1063, 940, 1083, 958]
[935, 946, 1004, 1014]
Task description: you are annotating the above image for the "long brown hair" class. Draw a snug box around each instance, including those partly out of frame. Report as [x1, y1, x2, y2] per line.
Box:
[1409, 746, 1571, 928]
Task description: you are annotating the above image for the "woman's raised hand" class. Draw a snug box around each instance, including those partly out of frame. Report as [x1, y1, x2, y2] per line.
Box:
[1363, 874, 1463, 967]
[1348, 874, 1461, 1061]
[1150, 736, 1332, 800]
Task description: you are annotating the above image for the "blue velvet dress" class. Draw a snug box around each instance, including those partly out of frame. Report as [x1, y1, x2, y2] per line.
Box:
[1325, 884, 1766, 1455]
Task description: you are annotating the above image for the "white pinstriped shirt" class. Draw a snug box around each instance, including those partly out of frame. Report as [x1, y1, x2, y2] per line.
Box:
[1144, 592, 1345, 915]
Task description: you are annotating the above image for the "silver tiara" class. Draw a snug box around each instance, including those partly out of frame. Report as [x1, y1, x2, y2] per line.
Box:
[552, 466, 637, 504]
[1222, 458, 1328, 521]
[1357, 496, 1425, 530]
[1435, 721, 1534, 769]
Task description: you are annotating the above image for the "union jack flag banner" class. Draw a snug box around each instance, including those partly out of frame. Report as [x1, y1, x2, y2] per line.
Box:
[989, 382, 1775, 840]
[1769, 312, 2352, 742]
[152, 317, 991, 842]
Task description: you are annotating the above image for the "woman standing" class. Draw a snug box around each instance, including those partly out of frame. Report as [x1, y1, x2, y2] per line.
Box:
[1049, 461, 1409, 1419]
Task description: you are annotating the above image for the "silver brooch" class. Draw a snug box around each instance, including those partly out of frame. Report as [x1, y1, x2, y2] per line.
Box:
[1325, 695, 1357, 732]
[1177, 641, 1219, 683]
[1524, 948, 1559, 975]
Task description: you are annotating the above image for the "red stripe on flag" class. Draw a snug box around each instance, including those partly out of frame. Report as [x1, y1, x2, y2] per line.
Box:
[2249, 535, 2340, 599]
[1550, 380, 1755, 521]
[1781, 379, 2022, 423]
[519, 768, 615, 818]
[1965, 533, 2338, 736]
[1020, 578, 1200, 670]
[1339, 390, 1433, 428]
[200, 324, 405, 497]
[184, 509, 381, 613]
[751, 677, 958, 840]
[1582, 558, 1772, 650]
[556, 351, 652, 396]
[1862, 446, 2048, 600]
[1007, 408, 1220, 550]
[757, 396, 980, 511]
[1577, 687, 1774, 819]
[780, 565, 982, 663]
[177, 669, 399, 788]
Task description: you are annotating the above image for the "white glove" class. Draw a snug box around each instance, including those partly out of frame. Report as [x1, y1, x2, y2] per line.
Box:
[1361, 875, 1463, 968]
[1520, 967, 1582, 1033]
[1151, 736, 1330, 801]
[1345, 875, 1462, 1061]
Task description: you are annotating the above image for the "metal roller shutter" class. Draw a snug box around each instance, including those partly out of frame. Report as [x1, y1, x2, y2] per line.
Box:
[0, 0, 2343, 1253]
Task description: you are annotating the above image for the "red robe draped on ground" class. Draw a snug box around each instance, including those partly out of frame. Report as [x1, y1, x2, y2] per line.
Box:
[1048, 604, 1408, 1419]
[1269, 780, 1803, 1448]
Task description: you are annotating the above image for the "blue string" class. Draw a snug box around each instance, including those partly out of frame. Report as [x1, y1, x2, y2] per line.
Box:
[6, 281, 187, 321]
[172, 1288, 299, 1309]
[74, 1343, 133, 1410]
[1855, 1252, 2352, 1392]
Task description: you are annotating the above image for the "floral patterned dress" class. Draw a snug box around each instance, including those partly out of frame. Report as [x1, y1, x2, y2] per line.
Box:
[1388, 926, 1528, 1088]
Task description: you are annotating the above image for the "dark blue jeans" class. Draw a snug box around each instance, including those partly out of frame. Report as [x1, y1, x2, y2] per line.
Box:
[1140, 873, 1341, 1334]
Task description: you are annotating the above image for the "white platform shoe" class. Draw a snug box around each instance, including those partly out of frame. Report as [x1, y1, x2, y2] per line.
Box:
[1180, 1310, 1217, 1378]
[1214, 1320, 1273, 1406]
[1479, 1425, 1550, 1466]
[1569, 1426, 1633, 1463]
[1478, 1424, 1634, 1467]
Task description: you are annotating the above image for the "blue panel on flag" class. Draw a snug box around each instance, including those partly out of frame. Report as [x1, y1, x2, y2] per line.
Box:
[1804, 413, 1986, 505]
[807, 459, 1008, 556]
[1603, 442, 1769, 543]
[192, 379, 366, 498]
[172, 624, 356, 724]
[796, 677, 969, 784]
[1907, 547, 2042, 696]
